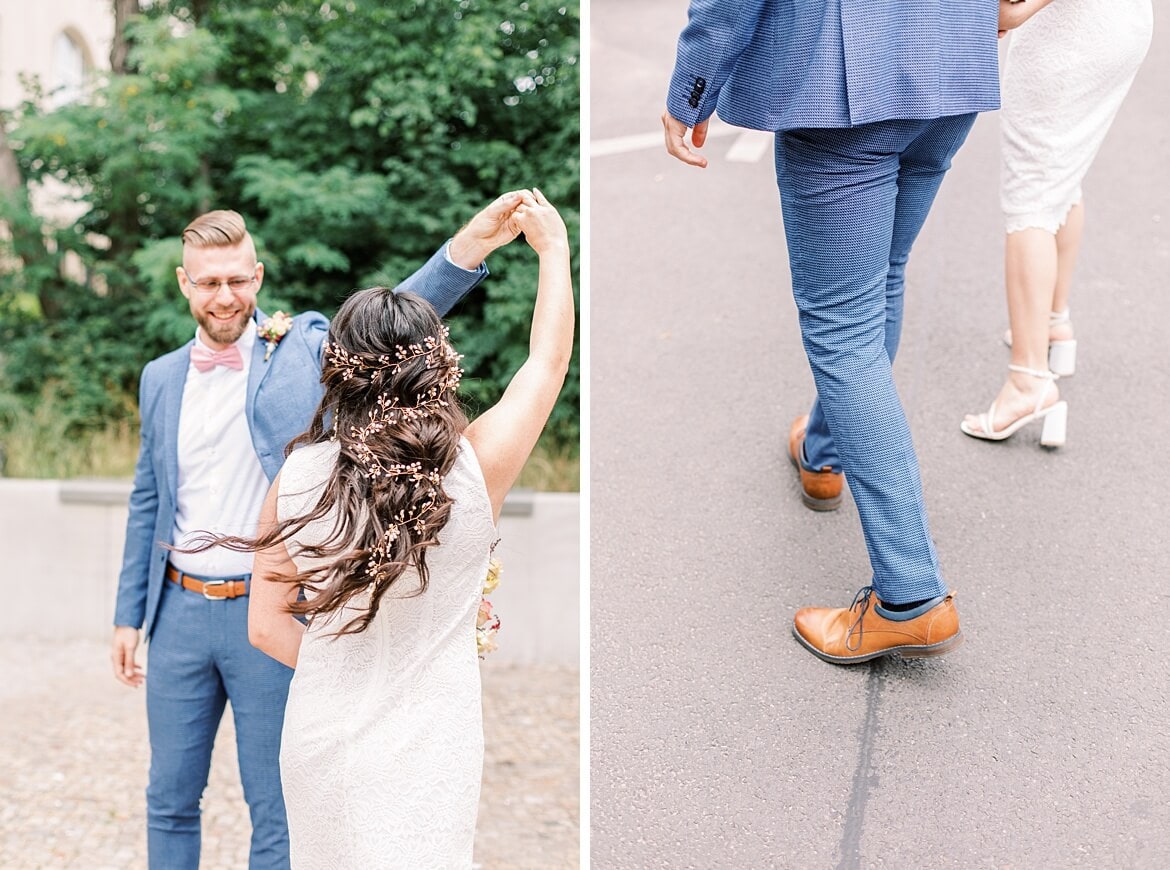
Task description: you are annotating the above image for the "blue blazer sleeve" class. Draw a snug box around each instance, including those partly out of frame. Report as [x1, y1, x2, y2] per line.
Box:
[114, 364, 162, 628]
[666, 0, 771, 128]
[395, 240, 489, 317]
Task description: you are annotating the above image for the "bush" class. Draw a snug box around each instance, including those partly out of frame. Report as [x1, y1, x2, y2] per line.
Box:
[0, 0, 580, 482]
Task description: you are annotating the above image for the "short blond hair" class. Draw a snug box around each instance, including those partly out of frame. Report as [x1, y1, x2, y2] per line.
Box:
[181, 210, 250, 249]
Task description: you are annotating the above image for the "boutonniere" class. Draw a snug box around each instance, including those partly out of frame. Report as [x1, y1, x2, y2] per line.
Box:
[257, 311, 293, 361]
[477, 558, 503, 659]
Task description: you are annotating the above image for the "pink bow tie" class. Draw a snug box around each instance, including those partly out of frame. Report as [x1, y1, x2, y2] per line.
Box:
[191, 344, 244, 373]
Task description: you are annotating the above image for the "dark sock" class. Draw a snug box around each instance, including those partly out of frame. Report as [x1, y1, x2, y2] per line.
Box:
[882, 598, 932, 612]
[875, 594, 946, 622]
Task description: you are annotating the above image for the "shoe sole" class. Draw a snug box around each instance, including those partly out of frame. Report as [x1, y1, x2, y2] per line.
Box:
[791, 624, 965, 665]
[787, 441, 843, 511]
[801, 491, 843, 512]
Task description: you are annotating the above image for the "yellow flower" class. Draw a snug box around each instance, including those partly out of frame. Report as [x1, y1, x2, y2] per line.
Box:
[476, 558, 503, 659]
[483, 558, 501, 594]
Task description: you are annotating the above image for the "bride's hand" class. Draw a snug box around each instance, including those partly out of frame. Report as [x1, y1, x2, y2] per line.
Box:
[511, 188, 569, 257]
[998, 0, 1049, 33]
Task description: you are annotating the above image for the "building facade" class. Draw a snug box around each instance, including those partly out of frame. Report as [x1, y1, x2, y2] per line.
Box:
[0, 1, 114, 110]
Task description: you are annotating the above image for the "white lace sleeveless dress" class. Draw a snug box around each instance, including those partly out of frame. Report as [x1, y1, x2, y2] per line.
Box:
[1001, 0, 1152, 233]
[276, 437, 496, 869]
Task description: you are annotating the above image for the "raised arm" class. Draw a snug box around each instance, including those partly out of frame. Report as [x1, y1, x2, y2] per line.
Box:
[464, 189, 574, 521]
[395, 191, 526, 316]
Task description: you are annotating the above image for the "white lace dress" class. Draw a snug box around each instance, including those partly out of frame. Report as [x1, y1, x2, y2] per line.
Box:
[1001, 0, 1153, 233]
[276, 438, 496, 869]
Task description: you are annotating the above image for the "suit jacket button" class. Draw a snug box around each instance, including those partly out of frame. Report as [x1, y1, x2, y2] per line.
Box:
[688, 96, 699, 108]
[695, 76, 706, 89]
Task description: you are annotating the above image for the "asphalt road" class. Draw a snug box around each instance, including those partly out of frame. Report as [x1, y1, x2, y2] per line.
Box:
[589, 2, 1170, 867]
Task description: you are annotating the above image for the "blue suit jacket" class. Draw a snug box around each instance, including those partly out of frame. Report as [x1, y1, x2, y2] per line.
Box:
[667, 0, 1001, 132]
[114, 243, 486, 635]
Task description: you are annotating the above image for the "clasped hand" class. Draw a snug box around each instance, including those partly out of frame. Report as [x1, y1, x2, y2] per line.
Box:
[449, 188, 568, 266]
[509, 188, 568, 256]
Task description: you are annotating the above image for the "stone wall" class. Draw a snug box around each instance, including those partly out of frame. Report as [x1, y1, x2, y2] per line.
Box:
[0, 479, 580, 665]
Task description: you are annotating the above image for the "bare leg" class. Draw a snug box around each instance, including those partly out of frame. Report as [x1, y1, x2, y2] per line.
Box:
[1050, 200, 1084, 342]
[964, 227, 1060, 433]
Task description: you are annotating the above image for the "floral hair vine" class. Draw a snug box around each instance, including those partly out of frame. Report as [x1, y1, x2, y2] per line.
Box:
[325, 330, 463, 480]
[323, 327, 463, 390]
[323, 328, 463, 594]
[364, 496, 444, 590]
[355, 462, 446, 588]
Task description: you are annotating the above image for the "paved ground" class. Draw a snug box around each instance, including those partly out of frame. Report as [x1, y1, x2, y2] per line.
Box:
[591, 2, 1170, 867]
[0, 639, 578, 869]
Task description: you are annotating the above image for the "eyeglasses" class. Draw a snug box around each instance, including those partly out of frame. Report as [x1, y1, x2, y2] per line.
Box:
[182, 268, 258, 294]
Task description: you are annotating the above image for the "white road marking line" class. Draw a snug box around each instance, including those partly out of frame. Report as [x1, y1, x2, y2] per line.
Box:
[725, 129, 773, 163]
[590, 121, 743, 158]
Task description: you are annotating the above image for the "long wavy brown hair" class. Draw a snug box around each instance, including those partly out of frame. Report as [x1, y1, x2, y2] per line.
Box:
[198, 288, 467, 636]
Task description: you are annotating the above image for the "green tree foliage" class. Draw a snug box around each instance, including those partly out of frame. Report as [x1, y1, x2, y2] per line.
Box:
[0, 0, 579, 473]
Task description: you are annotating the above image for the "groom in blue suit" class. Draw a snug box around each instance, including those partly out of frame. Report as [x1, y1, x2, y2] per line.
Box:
[664, 2, 1003, 664]
[110, 193, 523, 868]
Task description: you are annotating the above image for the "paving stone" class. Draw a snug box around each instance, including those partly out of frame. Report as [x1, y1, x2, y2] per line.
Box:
[0, 639, 578, 869]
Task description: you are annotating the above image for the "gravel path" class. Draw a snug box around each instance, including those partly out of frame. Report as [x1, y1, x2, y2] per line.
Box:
[0, 639, 579, 869]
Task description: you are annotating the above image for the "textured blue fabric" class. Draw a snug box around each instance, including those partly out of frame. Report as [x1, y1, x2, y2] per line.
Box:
[114, 242, 485, 635]
[145, 580, 292, 869]
[667, 0, 1000, 132]
[114, 242, 486, 868]
[775, 115, 976, 604]
[800, 120, 965, 472]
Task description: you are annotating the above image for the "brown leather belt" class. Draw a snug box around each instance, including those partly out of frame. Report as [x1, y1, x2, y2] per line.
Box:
[166, 563, 249, 599]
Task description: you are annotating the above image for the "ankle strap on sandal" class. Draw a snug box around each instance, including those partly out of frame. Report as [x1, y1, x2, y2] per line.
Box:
[1009, 364, 1057, 380]
[1049, 309, 1071, 326]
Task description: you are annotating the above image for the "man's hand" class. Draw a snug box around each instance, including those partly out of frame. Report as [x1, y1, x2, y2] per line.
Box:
[448, 191, 526, 269]
[662, 109, 709, 169]
[111, 626, 144, 687]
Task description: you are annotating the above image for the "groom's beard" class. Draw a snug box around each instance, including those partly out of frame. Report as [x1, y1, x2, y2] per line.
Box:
[196, 302, 255, 347]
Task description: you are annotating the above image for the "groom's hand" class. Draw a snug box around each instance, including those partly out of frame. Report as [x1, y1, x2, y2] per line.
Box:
[111, 626, 144, 687]
[663, 109, 709, 169]
[448, 191, 526, 269]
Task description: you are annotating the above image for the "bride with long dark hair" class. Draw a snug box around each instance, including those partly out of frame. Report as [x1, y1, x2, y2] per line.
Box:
[217, 189, 572, 867]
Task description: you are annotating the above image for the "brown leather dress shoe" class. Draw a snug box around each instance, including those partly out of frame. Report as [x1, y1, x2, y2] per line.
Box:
[787, 414, 843, 511]
[792, 588, 963, 665]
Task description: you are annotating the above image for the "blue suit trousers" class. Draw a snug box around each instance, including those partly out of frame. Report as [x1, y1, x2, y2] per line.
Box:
[774, 114, 976, 604]
[145, 579, 292, 869]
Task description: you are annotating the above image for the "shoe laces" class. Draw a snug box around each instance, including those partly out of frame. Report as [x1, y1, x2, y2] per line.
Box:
[845, 586, 874, 652]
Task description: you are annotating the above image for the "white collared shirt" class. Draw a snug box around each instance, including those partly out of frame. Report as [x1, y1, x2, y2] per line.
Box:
[169, 324, 269, 578]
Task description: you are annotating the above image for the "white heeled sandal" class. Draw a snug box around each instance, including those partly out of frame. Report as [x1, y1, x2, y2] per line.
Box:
[961, 365, 1067, 447]
[1046, 309, 1077, 377]
[1002, 309, 1078, 377]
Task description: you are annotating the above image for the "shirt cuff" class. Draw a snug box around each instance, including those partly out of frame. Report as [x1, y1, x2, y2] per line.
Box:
[443, 239, 482, 273]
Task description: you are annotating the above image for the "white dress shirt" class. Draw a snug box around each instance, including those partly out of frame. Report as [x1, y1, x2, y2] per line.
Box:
[169, 325, 269, 578]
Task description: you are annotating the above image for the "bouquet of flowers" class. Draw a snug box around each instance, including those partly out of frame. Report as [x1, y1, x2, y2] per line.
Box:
[477, 558, 502, 658]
